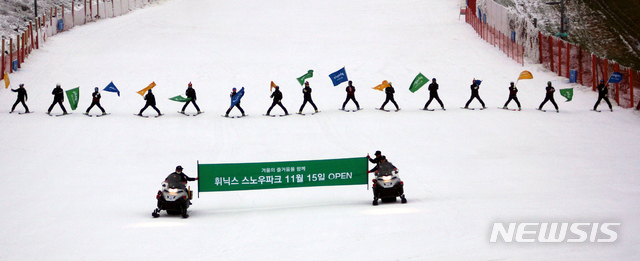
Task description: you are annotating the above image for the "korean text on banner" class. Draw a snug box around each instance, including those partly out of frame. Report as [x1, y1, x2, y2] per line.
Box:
[198, 157, 368, 192]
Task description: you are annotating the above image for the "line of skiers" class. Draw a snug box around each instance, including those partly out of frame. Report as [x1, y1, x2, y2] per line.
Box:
[7, 78, 616, 115]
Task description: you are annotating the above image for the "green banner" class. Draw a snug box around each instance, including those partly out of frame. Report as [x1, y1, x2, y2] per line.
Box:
[409, 72, 429, 93]
[296, 70, 314, 86]
[198, 157, 368, 192]
[168, 95, 192, 102]
[560, 88, 573, 102]
[66, 87, 80, 110]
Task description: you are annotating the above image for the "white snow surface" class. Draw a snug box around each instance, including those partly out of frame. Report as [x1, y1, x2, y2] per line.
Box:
[1, 0, 640, 260]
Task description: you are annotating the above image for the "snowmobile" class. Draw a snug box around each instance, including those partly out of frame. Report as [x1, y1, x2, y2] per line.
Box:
[372, 163, 407, 205]
[152, 173, 193, 218]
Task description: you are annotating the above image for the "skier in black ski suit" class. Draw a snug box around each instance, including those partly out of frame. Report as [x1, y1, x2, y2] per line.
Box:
[464, 79, 485, 109]
[538, 81, 559, 112]
[225, 87, 245, 116]
[342, 81, 360, 110]
[423, 78, 445, 110]
[138, 89, 162, 116]
[298, 81, 318, 113]
[502, 82, 521, 110]
[266, 86, 289, 115]
[181, 82, 201, 114]
[380, 83, 400, 110]
[593, 79, 613, 111]
[86, 87, 106, 115]
[47, 84, 68, 115]
[10, 83, 29, 113]
[367, 150, 383, 173]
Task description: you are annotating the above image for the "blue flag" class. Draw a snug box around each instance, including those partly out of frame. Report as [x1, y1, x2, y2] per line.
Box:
[230, 87, 245, 108]
[329, 67, 348, 86]
[103, 81, 120, 96]
[608, 72, 624, 84]
[474, 79, 483, 86]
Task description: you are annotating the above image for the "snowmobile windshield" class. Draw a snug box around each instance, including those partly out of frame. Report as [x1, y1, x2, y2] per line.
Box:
[377, 162, 395, 176]
[165, 174, 187, 189]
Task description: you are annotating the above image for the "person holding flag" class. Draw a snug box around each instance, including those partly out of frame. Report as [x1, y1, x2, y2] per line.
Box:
[538, 81, 559, 112]
[266, 86, 289, 116]
[379, 83, 400, 111]
[502, 82, 521, 110]
[138, 89, 162, 116]
[593, 79, 613, 112]
[464, 79, 485, 109]
[85, 87, 107, 115]
[341, 80, 360, 110]
[10, 83, 29, 113]
[225, 87, 245, 117]
[181, 82, 201, 114]
[47, 84, 68, 115]
[298, 81, 318, 114]
[423, 78, 445, 110]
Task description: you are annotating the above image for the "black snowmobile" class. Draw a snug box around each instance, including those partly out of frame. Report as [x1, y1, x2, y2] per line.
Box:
[152, 173, 193, 218]
[372, 161, 407, 205]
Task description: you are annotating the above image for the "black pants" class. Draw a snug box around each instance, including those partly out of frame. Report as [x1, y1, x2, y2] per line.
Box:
[504, 96, 521, 108]
[12, 99, 29, 112]
[594, 95, 612, 110]
[139, 104, 161, 115]
[465, 94, 485, 108]
[381, 97, 399, 110]
[539, 97, 558, 110]
[181, 100, 200, 112]
[48, 100, 67, 113]
[267, 101, 288, 115]
[86, 101, 105, 113]
[226, 104, 245, 115]
[342, 95, 360, 109]
[299, 98, 317, 112]
[424, 94, 444, 109]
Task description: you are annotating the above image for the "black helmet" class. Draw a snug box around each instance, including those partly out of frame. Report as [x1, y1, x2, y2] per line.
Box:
[374, 150, 381, 156]
[432, 78, 436, 82]
[176, 165, 183, 171]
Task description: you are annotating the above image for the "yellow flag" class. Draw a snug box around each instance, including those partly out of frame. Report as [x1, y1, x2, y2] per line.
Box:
[372, 80, 390, 91]
[518, 70, 533, 80]
[270, 81, 277, 92]
[3, 72, 9, 89]
[137, 82, 156, 96]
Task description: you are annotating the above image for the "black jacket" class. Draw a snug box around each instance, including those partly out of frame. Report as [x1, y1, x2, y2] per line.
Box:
[271, 89, 283, 102]
[302, 86, 312, 99]
[167, 172, 197, 183]
[545, 86, 555, 97]
[145, 92, 156, 105]
[12, 87, 27, 101]
[470, 83, 479, 95]
[186, 87, 197, 100]
[428, 83, 439, 93]
[597, 83, 608, 97]
[384, 86, 395, 97]
[52, 86, 64, 102]
[92, 91, 101, 102]
[346, 85, 356, 96]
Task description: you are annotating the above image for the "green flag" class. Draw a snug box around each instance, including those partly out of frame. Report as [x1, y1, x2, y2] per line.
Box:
[168, 95, 192, 102]
[65, 87, 80, 110]
[297, 70, 314, 86]
[560, 88, 573, 102]
[409, 72, 429, 93]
